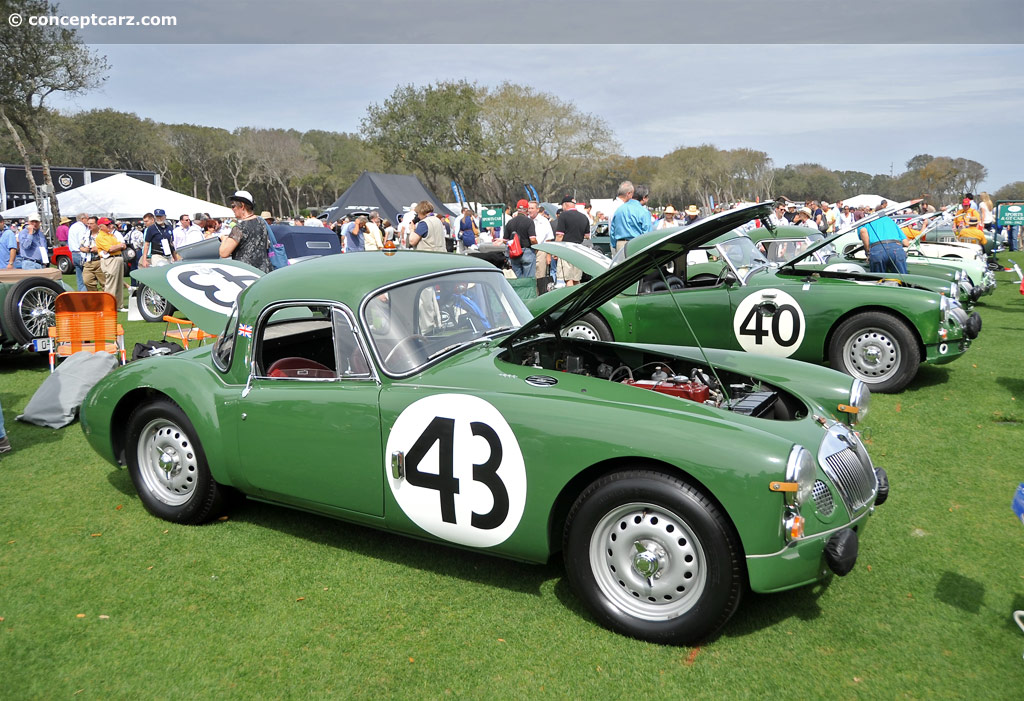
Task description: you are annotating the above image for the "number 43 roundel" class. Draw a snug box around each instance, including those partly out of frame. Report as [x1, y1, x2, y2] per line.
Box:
[386, 395, 527, 548]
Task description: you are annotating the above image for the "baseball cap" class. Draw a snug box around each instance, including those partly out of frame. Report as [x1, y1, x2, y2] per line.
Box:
[962, 198, 971, 207]
[516, 199, 529, 210]
[561, 195, 575, 204]
[154, 208, 166, 217]
[97, 217, 113, 226]
[229, 190, 254, 208]
[28, 214, 41, 222]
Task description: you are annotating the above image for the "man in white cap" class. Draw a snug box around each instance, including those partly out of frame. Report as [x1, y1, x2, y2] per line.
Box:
[16, 215, 48, 269]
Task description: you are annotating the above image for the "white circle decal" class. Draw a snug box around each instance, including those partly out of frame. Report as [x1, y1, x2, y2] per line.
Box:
[386, 394, 527, 548]
[166, 263, 261, 312]
[732, 289, 806, 357]
[1008, 205, 1021, 213]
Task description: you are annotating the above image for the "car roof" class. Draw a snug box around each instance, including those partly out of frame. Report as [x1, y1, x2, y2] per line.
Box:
[239, 250, 498, 313]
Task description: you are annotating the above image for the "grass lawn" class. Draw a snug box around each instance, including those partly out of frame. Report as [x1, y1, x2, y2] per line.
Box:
[2, 260, 1023, 698]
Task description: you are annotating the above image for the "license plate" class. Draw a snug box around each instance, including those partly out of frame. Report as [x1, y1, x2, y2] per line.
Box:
[32, 337, 52, 352]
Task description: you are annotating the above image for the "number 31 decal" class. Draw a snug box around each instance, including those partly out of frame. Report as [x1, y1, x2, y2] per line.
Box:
[732, 289, 806, 357]
[386, 395, 527, 548]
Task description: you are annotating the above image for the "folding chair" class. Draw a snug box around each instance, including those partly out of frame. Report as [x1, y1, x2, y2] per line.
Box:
[162, 315, 217, 350]
[47, 292, 126, 372]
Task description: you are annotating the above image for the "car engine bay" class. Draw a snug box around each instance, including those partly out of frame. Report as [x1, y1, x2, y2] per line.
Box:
[503, 337, 807, 421]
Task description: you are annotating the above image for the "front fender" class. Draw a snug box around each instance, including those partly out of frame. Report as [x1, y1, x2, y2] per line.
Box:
[81, 353, 238, 485]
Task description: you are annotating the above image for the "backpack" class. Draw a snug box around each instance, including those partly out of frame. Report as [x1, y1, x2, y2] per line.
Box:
[265, 221, 288, 269]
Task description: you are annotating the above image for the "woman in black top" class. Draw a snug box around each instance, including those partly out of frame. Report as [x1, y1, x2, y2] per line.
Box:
[220, 190, 272, 273]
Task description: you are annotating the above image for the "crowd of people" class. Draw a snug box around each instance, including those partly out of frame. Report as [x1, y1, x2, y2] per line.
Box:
[4, 182, 1020, 303]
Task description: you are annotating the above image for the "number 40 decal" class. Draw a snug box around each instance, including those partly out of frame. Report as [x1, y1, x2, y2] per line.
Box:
[732, 289, 806, 358]
[386, 395, 527, 548]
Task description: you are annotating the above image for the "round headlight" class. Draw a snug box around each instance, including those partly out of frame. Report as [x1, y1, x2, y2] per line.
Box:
[849, 379, 870, 422]
[785, 445, 816, 507]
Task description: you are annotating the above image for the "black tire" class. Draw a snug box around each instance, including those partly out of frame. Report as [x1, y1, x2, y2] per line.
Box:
[828, 311, 920, 393]
[564, 312, 612, 341]
[2, 277, 64, 344]
[56, 255, 73, 274]
[136, 283, 175, 323]
[563, 470, 744, 645]
[126, 399, 224, 524]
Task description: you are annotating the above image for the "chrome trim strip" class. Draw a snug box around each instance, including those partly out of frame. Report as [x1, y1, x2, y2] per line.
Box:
[745, 509, 872, 560]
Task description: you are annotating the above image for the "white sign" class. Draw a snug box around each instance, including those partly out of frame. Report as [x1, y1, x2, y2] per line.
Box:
[732, 288, 806, 357]
[386, 394, 527, 548]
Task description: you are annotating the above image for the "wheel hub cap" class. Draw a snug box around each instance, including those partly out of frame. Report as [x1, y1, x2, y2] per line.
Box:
[158, 449, 180, 476]
[632, 541, 664, 579]
[137, 419, 198, 506]
[845, 328, 899, 379]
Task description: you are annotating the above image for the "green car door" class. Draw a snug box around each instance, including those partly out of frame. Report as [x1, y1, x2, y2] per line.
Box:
[234, 303, 385, 516]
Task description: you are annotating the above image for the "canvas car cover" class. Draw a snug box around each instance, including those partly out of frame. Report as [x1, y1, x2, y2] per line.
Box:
[17, 351, 119, 428]
[324, 171, 456, 223]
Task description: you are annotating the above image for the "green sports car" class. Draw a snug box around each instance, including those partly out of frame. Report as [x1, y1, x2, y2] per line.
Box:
[81, 205, 884, 645]
[535, 205, 979, 393]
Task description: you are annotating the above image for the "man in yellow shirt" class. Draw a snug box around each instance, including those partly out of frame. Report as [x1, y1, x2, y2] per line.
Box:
[95, 217, 127, 308]
[956, 215, 988, 248]
[953, 197, 980, 233]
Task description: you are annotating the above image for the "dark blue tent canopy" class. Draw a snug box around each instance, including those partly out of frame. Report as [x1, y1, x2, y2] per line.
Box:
[323, 171, 455, 224]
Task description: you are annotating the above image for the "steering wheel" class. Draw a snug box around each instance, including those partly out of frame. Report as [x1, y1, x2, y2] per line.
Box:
[384, 334, 429, 370]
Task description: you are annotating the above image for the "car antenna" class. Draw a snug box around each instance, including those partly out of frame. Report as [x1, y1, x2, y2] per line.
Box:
[653, 264, 732, 404]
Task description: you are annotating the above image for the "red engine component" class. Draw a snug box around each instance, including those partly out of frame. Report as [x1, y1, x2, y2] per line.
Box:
[624, 379, 710, 403]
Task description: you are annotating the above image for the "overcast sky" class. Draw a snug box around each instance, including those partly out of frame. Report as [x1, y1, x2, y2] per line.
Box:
[50, 43, 1024, 195]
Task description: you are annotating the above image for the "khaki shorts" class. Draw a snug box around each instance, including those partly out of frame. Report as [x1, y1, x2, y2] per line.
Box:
[557, 258, 582, 282]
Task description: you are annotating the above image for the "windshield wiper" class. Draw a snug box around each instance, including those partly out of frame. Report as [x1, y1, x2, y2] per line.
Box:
[483, 325, 516, 337]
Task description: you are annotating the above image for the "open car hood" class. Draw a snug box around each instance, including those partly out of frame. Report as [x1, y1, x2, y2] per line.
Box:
[783, 199, 919, 267]
[533, 241, 612, 277]
[503, 202, 771, 346]
[131, 260, 264, 333]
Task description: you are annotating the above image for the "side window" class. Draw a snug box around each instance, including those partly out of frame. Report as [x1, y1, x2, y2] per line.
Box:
[256, 304, 338, 379]
[332, 309, 372, 378]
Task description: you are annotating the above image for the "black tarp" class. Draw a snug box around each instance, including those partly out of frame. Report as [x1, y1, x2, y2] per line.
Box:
[323, 171, 456, 224]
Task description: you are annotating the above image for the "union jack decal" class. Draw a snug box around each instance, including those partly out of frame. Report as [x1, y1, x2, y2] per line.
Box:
[238, 324, 253, 338]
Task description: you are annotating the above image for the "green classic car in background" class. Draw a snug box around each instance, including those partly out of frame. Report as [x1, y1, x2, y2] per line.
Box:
[80, 206, 884, 645]
[0, 268, 66, 353]
[535, 203, 979, 393]
[747, 226, 983, 305]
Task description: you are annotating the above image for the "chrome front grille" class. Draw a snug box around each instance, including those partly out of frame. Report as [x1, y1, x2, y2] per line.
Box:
[823, 446, 876, 512]
[812, 480, 835, 516]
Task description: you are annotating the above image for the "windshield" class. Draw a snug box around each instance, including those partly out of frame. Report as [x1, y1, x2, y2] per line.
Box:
[363, 270, 533, 376]
[758, 236, 830, 264]
[715, 237, 769, 283]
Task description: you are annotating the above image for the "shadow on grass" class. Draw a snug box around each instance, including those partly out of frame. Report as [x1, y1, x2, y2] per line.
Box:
[105, 466, 135, 496]
[718, 581, 827, 640]
[996, 376, 1024, 397]
[547, 565, 829, 643]
[225, 497, 561, 597]
[934, 571, 985, 614]
[902, 364, 951, 392]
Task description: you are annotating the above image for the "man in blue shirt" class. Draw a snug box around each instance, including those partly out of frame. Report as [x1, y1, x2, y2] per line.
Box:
[609, 185, 653, 252]
[1, 215, 18, 269]
[859, 215, 910, 274]
[16, 215, 48, 269]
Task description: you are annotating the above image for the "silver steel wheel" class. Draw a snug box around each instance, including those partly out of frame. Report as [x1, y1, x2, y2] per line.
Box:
[589, 502, 707, 621]
[842, 327, 901, 382]
[565, 321, 602, 341]
[136, 418, 199, 506]
[18, 285, 58, 338]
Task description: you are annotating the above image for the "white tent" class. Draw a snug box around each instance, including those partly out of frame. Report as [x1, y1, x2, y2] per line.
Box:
[0, 173, 234, 220]
[840, 194, 897, 209]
